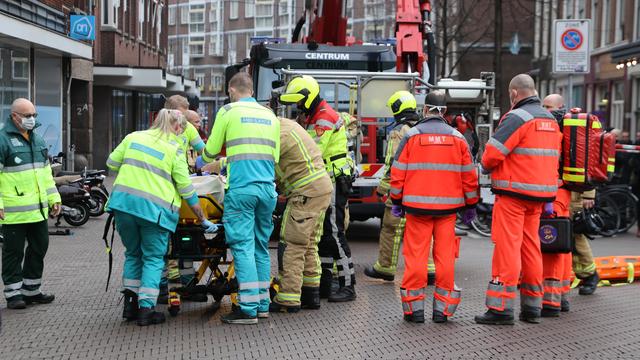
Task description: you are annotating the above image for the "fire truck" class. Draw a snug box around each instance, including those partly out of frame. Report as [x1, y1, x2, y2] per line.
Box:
[224, 1, 499, 221]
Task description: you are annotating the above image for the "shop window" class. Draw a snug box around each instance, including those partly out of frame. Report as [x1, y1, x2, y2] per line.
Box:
[0, 45, 29, 122]
[12, 58, 28, 80]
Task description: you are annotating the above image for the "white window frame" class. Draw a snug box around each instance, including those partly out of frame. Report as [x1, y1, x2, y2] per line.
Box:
[614, 0, 624, 42]
[195, 72, 205, 90]
[542, 1, 550, 57]
[245, 1, 255, 18]
[181, 6, 189, 24]
[635, 0, 640, 40]
[190, 36, 205, 57]
[601, 0, 611, 47]
[168, 6, 176, 26]
[12, 57, 28, 80]
[255, 1, 274, 29]
[230, 1, 239, 20]
[189, 4, 205, 33]
[101, 0, 119, 30]
[211, 72, 224, 91]
[534, 0, 541, 59]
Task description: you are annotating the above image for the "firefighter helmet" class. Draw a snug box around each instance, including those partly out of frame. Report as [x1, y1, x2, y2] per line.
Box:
[573, 208, 606, 237]
[387, 90, 417, 116]
[279, 75, 320, 111]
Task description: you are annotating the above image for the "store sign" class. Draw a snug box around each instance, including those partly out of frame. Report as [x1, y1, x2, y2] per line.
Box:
[70, 15, 95, 40]
[553, 19, 590, 73]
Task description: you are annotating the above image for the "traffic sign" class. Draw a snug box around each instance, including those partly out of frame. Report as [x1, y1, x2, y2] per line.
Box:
[70, 15, 95, 41]
[553, 19, 590, 73]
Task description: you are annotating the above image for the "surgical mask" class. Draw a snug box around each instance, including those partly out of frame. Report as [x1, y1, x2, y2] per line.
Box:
[20, 116, 36, 130]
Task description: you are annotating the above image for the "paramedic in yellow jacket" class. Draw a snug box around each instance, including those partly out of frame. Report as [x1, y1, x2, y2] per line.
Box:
[270, 117, 333, 313]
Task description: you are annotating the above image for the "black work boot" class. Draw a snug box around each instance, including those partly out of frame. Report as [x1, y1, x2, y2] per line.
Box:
[541, 306, 560, 318]
[364, 266, 394, 281]
[269, 301, 301, 313]
[432, 310, 448, 323]
[157, 282, 169, 305]
[6, 296, 26, 310]
[579, 272, 599, 295]
[404, 310, 425, 323]
[328, 285, 356, 302]
[519, 305, 541, 324]
[122, 289, 138, 321]
[137, 307, 166, 326]
[220, 307, 258, 325]
[319, 271, 333, 299]
[561, 299, 570, 312]
[427, 272, 436, 286]
[24, 293, 55, 305]
[300, 286, 321, 310]
[474, 309, 515, 325]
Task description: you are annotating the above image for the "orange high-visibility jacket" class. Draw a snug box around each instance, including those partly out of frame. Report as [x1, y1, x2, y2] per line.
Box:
[482, 96, 562, 202]
[390, 116, 479, 215]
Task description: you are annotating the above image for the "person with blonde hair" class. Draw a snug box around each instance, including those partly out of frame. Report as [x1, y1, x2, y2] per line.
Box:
[106, 108, 218, 326]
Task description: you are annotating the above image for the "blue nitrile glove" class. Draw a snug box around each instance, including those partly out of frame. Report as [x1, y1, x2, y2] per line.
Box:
[195, 156, 206, 170]
[462, 208, 477, 225]
[543, 202, 554, 217]
[391, 205, 405, 218]
[201, 219, 221, 233]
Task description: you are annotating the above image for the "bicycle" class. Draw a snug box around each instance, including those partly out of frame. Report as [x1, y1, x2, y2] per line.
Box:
[596, 184, 638, 234]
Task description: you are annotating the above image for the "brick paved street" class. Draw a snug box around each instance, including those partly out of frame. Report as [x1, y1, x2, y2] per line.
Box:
[1, 212, 639, 359]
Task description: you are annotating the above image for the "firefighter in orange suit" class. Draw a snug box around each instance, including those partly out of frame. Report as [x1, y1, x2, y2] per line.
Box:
[475, 74, 562, 325]
[390, 90, 479, 323]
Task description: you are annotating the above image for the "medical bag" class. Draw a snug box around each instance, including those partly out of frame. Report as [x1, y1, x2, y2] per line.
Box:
[560, 109, 615, 192]
[538, 217, 573, 253]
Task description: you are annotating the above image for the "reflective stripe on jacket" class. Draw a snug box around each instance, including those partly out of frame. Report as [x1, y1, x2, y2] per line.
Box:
[482, 96, 562, 202]
[306, 99, 351, 178]
[202, 98, 280, 190]
[106, 129, 198, 231]
[0, 119, 61, 224]
[389, 116, 479, 215]
[276, 118, 332, 198]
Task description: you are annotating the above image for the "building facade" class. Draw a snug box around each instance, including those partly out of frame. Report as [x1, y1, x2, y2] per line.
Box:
[532, 0, 640, 136]
[167, 0, 397, 124]
[92, 0, 197, 168]
[0, 0, 93, 168]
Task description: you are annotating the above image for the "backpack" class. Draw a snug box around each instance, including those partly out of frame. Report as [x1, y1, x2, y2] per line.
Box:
[560, 109, 616, 192]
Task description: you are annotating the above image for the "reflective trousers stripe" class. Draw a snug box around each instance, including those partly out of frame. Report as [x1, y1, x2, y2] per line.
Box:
[433, 287, 461, 316]
[400, 288, 425, 314]
[485, 282, 517, 312]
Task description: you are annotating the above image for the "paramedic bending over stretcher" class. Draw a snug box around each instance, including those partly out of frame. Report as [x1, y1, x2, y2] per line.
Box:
[106, 109, 218, 327]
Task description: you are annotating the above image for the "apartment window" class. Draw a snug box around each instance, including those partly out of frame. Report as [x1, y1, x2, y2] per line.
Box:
[256, 1, 274, 29]
[190, 36, 205, 57]
[246, 1, 255, 18]
[168, 6, 176, 25]
[365, 0, 385, 18]
[614, 0, 625, 42]
[230, 1, 239, 19]
[210, 5, 219, 29]
[211, 72, 224, 91]
[346, 0, 353, 18]
[209, 35, 222, 56]
[636, 0, 640, 39]
[195, 72, 205, 89]
[101, 0, 119, 29]
[542, 1, 550, 56]
[601, 0, 611, 46]
[577, 0, 586, 18]
[190, 4, 205, 33]
[181, 6, 189, 24]
[564, 0, 574, 18]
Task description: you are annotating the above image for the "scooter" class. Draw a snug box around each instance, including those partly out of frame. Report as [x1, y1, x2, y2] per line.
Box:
[51, 152, 109, 217]
[54, 176, 92, 227]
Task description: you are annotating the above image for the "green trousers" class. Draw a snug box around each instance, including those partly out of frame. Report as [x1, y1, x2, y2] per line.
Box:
[2, 220, 49, 300]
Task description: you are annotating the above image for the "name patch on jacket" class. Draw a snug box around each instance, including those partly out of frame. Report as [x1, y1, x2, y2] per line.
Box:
[241, 117, 272, 125]
[536, 121, 556, 132]
[420, 135, 453, 146]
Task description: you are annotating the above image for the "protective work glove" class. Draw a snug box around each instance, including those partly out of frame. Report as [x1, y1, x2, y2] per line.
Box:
[391, 205, 405, 218]
[462, 208, 477, 225]
[543, 202, 554, 217]
[195, 156, 206, 170]
[201, 219, 221, 233]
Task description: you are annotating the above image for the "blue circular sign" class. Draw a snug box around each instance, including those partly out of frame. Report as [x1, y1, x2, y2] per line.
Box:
[561, 29, 583, 51]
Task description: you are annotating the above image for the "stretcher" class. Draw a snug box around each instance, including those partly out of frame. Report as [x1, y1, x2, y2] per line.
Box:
[165, 175, 239, 316]
[571, 256, 640, 288]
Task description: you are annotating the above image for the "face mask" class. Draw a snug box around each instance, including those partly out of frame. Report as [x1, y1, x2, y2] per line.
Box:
[550, 109, 566, 122]
[21, 116, 36, 130]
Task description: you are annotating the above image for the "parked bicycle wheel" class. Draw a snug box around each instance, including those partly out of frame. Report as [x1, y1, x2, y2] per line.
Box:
[594, 195, 621, 237]
[599, 190, 638, 233]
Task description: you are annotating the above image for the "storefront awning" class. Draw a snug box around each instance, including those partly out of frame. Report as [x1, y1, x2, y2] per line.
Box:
[93, 66, 200, 95]
[611, 40, 640, 63]
[0, 13, 92, 60]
